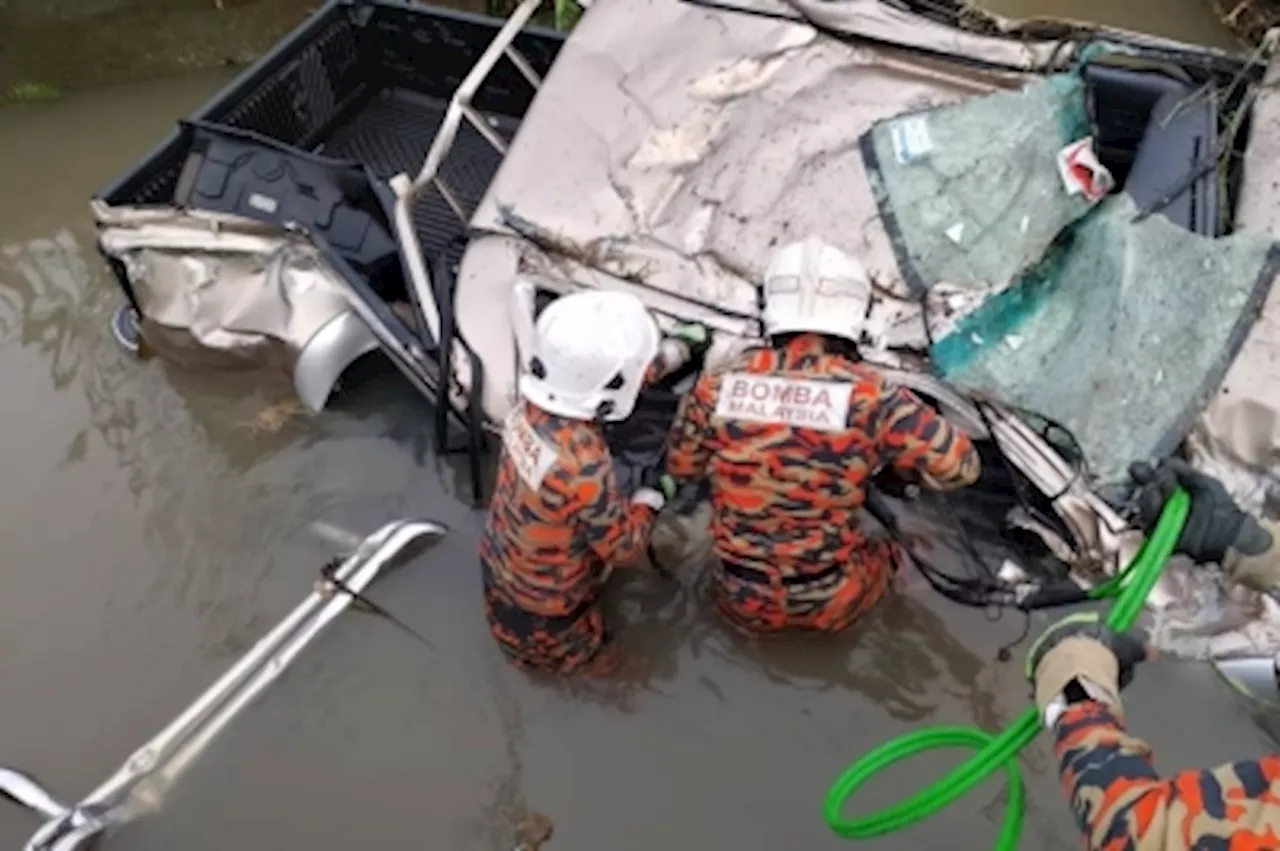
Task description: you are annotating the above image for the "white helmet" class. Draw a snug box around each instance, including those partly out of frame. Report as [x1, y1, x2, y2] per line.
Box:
[519, 290, 660, 422]
[762, 237, 872, 343]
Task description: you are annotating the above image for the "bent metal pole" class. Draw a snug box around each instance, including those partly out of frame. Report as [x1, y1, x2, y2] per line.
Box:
[0, 518, 447, 851]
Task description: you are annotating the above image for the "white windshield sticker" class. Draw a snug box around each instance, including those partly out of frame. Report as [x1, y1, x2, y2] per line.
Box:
[890, 115, 933, 164]
[502, 409, 558, 491]
[715, 374, 853, 432]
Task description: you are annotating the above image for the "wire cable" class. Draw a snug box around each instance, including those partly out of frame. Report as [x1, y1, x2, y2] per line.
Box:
[823, 488, 1189, 849]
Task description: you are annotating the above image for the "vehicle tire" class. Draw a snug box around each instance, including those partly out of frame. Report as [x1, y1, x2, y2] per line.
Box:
[110, 304, 141, 355]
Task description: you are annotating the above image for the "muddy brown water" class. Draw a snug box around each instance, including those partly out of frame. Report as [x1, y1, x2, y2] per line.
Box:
[0, 7, 1274, 851]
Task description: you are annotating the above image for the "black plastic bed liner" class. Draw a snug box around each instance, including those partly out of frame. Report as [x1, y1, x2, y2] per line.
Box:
[319, 89, 520, 266]
[96, 0, 564, 313]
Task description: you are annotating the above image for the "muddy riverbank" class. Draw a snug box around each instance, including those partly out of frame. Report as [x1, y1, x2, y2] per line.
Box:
[0, 0, 1245, 98]
[0, 0, 492, 96]
[0, 0, 313, 95]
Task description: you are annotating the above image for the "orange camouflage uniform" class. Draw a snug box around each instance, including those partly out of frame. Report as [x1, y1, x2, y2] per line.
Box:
[480, 346, 689, 676]
[1056, 702, 1280, 850]
[665, 333, 979, 633]
[480, 403, 658, 675]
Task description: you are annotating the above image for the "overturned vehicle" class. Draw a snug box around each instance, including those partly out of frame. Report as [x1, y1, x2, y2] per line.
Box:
[93, 0, 1280, 681]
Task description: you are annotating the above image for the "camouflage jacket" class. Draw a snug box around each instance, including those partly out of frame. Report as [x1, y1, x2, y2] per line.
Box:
[665, 333, 980, 575]
[478, 340, 692, 616]
[1056, 701, 1280, 849]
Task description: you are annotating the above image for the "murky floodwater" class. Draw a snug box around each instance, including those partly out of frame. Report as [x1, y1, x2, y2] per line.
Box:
[983, 0, 1241, 49]
[0, 6, 1274, 851]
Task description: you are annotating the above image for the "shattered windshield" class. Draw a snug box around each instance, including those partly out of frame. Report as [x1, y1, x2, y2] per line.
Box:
[862, 62, 1280, 484]
[934, 194, 1278, 483]
[864, 73, 1095, 296]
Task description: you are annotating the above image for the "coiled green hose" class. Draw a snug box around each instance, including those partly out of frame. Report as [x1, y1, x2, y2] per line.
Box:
[823, 488, 1191, 849]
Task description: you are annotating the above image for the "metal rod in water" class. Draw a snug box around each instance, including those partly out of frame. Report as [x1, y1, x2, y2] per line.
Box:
[309, 520, 366, 554]
[109, 522, 442, 801]
[84, 522, 413, 803]
[1, 518, 447, 851]
[0, 770, 66, 820]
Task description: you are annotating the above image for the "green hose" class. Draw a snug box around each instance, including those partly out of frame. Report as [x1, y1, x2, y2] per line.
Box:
[824, 488, 1191, 849]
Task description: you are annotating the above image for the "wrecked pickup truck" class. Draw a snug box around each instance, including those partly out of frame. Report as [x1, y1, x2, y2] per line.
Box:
[94, 0, 1280, 678]
[94, 0, 564, 447]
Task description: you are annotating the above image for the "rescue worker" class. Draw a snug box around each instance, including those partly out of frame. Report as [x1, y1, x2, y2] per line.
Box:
[664, 236, 981, 633]
[480, 289, 707, 676]
[1028, 459, 1280, 850]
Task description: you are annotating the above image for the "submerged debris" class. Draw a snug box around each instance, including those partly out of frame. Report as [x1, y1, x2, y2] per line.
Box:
[513, 811, 554, 851]
[1206, 0, 1280, 45]
[239, 398, 308, 435]
[3, 82, 61, 104]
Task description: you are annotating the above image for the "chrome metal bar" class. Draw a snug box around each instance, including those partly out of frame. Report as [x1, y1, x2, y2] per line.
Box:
[2, 518, 447, 851]
[0, 770, 66, 820]
[25, 813, 79, 851]
[131, 522, 443, 799]
[432, 177, 470, 226]
[504, 45, 544, 90]
[389, 0, 545, 347]
[1215, 654, 1280, 707]
[462, 105, 510, 156]
[308, 520, 365, 554]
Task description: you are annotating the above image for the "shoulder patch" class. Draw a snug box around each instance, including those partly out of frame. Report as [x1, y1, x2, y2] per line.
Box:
[502, 408, 559, 491]
[714, 372, 854, 431]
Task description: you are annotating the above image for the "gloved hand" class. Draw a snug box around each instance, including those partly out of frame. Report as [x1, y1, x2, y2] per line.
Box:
[631, 486, 666, 512]
[640, 466, 677, 501]
[1025, 612, 1147, 726]
[668, 321, 709, 346]
[1129, 459, 1276, 590]
[666, 322, 711, 364]
[870, 466, 920, 500]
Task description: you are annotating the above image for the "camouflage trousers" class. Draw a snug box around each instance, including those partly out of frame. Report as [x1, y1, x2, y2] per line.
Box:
[710, 539, 901, 634]
[482, 563, 618, 677]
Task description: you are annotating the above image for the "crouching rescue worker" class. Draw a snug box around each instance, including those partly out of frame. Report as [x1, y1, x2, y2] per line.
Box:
[664, 236, 981, 633]
[1028, 458, 1280, 850]
[481, 289, 707, 675]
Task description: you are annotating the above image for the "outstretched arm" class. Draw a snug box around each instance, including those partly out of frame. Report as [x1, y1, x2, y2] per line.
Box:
[578, 449, 661, 569]
[664, 373, 719, 484]
[1039, 464, 1280, 850]
[872, 386, 979, 491]
[646, 323, 710, 387]
[1054, 701, 1280, 850]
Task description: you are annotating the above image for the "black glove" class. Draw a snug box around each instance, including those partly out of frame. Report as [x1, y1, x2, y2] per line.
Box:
[1129, 459, 1271, 566]
[870, 466, 920, 500]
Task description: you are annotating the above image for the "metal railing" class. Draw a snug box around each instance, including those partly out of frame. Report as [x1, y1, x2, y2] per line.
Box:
[387, 0, 547, 351]
[0, 519, 447, 851]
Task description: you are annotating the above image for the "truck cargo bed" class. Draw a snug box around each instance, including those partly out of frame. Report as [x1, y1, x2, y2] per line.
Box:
[97, 0, 563, 309]
[320, 88, 518, 266]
